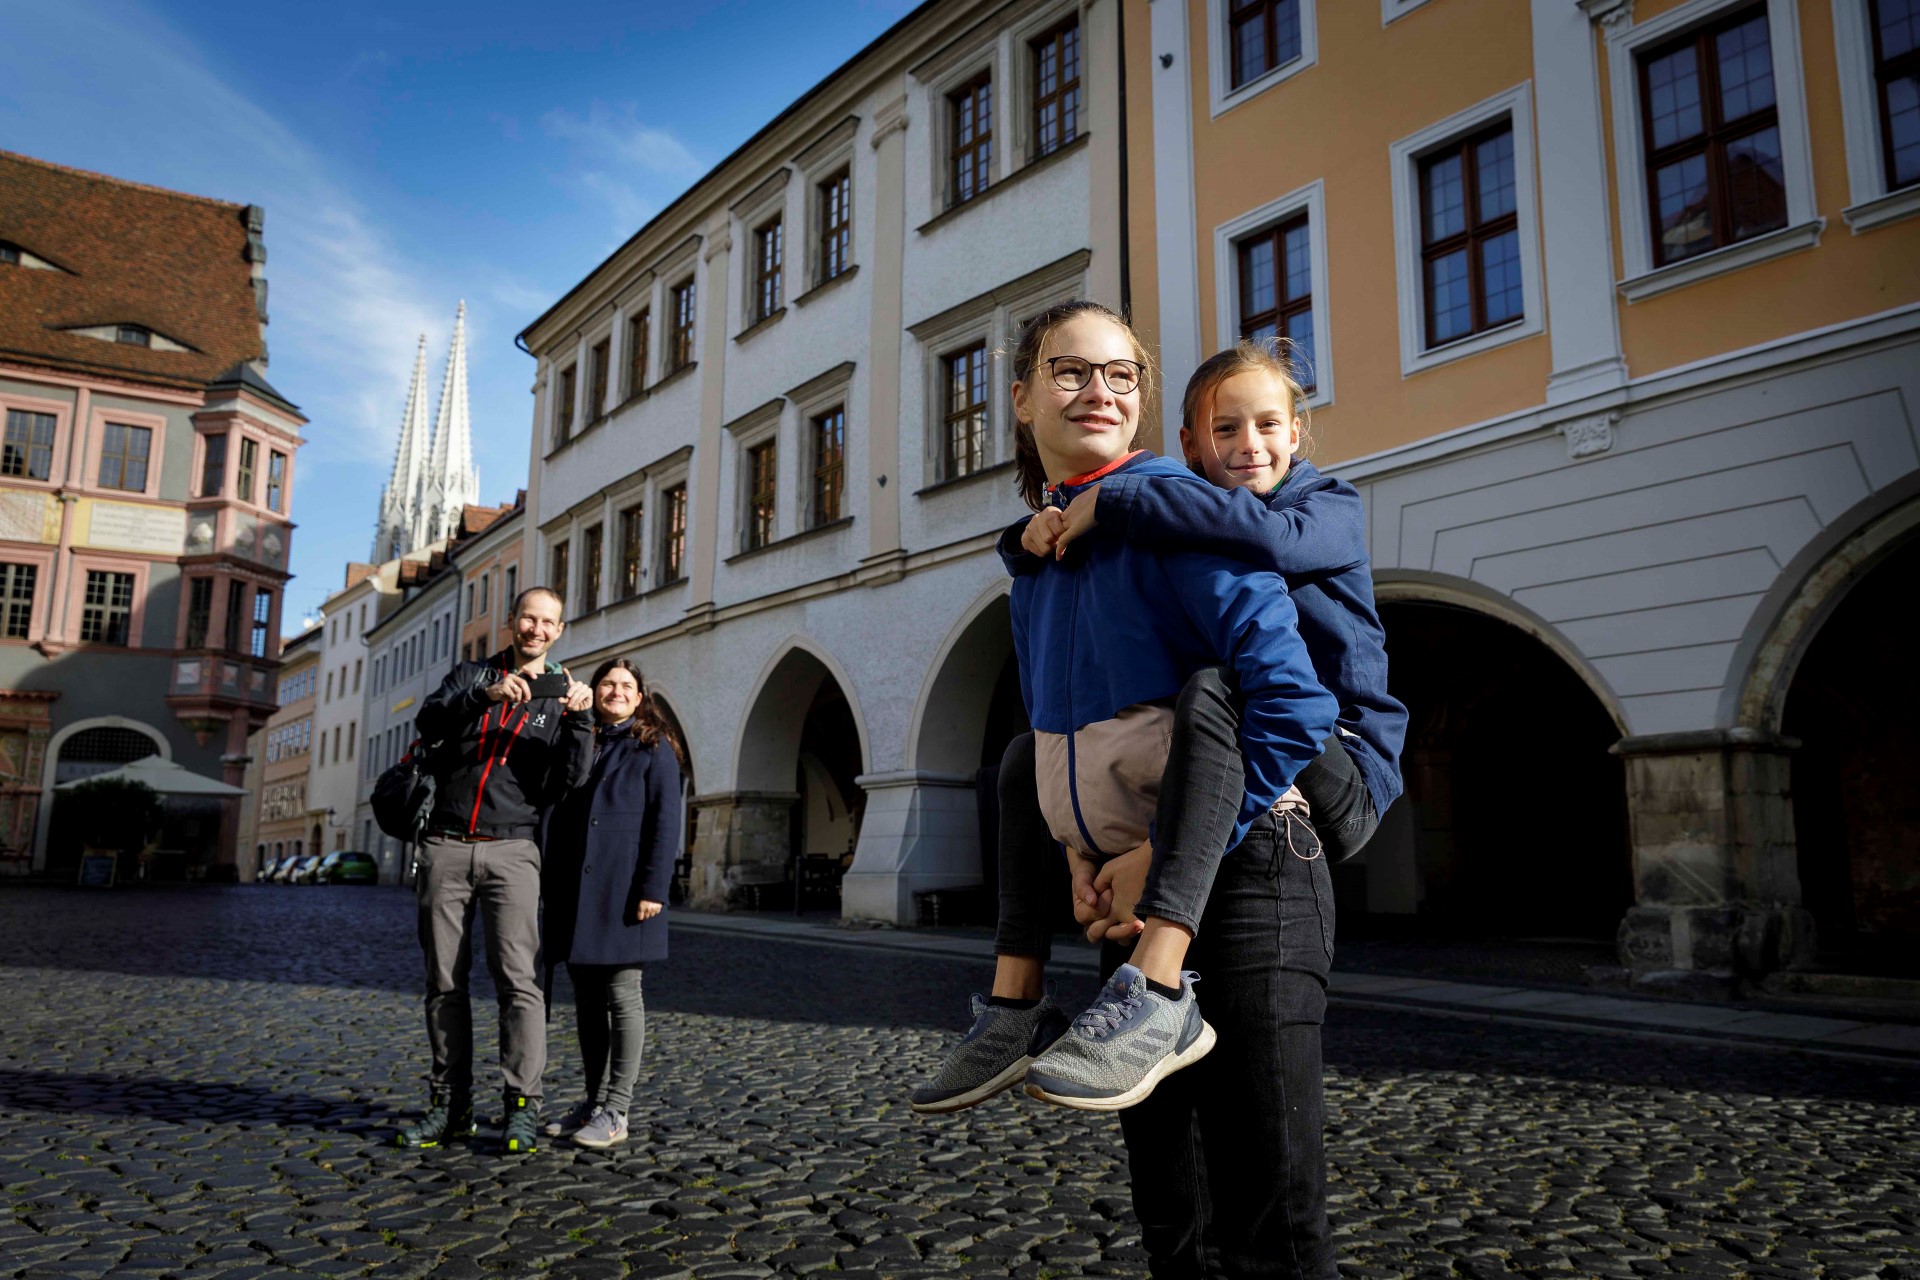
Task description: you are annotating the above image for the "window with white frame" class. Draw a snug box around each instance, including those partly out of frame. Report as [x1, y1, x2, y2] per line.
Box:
[793, 115, 859, 291]
[1388, 84, 1544, 377]
[1603, 0, 1818, 298]
[787, 361, 855, 530]
[1209, 0, 1319, 117]
[1214, 180, 1333, 404]
[1833, 0, 1920, 231]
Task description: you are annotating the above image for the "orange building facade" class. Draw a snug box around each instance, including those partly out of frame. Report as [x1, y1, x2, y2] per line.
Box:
[1126, 0, 1919, 988]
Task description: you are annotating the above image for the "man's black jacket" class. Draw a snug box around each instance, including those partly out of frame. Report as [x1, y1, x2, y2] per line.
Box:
[414, 649, 593, 841]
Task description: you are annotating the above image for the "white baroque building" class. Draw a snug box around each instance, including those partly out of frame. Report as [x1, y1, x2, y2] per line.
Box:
[522, 0, 1123, 922]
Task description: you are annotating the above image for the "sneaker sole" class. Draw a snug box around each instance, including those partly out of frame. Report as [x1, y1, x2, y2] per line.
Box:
[909, 1052, 1035, 1115]
[393, 1123, 476, 1149]
[1024, 1019, 1218, 1112]
[502, 1139, 538, 1154]
[571, 1131, 629, 1149]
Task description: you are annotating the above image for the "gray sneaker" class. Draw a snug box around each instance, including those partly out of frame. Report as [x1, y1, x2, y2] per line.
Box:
[571, 1106, 628, 1149]
[910, 994, 1069, 1114]
[542, 1098, 597, 1139]
[1023, 964, 1214, 1111]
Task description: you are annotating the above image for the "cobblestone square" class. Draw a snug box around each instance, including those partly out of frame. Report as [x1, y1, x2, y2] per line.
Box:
[2, 887, 1915, 1279]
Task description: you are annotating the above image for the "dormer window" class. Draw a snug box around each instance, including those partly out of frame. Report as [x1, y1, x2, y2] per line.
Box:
[0, 241, 63, 271]
[60, 323, 194, 353]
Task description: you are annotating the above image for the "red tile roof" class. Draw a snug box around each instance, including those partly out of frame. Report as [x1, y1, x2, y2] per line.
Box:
[0, 149, 265, 391]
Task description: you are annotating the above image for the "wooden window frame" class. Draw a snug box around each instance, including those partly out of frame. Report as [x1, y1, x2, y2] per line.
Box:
[0, 395, 69, 491]
[1871, 0, 1920, 190]
[668, 280, 697, 373]
[942, 342, 991, 480]
[1, 560, 41, 641]
[236, 436, 258, 504]
[1031, 19, 1082, 161]
[80, 567, 139, 647]
[618, 503, 644, 599]
[550, 539, 570, 610]
[95, 422, 154, 493]
[1635, 4, 1786, 268]
[949, 73, 994, 208]
[197, 431, 227, 498]
[1228, 0, 1304, 91]
[184, 576, 213, 649]
[818, 169, 852, 283]
[810, 406, 846, 529]
[1236, 212, 1317, 392]
[3, 407, 58, 483]
[744, 438, 777, 551]
[580, 523, 603, 613]
[659, 483, 688, 585]
[1416, 120, 1522, 348]
[266, 450, 287, 513]
[752, 218, 784, 323]
[555, 363, 577, 444]
[627, 309, 650, 397]
[588, 338, 610, 424]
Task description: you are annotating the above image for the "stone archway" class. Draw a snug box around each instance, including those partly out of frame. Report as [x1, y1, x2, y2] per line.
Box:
[1781, 533, 1919, 974]
[37, 718, 171, 872]
[878, 587, 1033, 924]
[694, 643, 868, 910]
[1368, 599, 1632, 940]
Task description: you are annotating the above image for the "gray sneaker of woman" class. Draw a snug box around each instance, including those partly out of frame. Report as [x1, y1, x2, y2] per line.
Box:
[571, 1106, 628, 1149]
[542, 1098, 597, 1139]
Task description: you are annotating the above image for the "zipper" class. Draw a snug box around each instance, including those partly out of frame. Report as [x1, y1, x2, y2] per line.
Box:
[1061, 550, 1107, 859]
[468, 704, 530, 835]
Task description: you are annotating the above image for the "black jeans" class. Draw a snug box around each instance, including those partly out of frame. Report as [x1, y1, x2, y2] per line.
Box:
[1109, 810, 1338, 1279]
[1140, 667, 1377, 933]
[994, 667, 1376, 954]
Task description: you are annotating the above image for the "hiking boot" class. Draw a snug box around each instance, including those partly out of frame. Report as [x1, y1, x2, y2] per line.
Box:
[910, 994, 1068, 1115]
[542, 1098, 597, 1139]
[501, 1093, 541, 1154]
[393, 1091, 474, 1148]
[571, 1106, 629, 1150]
[1024, 964, 1214, 1112]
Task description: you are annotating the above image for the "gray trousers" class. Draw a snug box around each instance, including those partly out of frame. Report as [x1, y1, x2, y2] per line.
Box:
[415, 835, 545, 1102]
[569, 963, 645, 1114]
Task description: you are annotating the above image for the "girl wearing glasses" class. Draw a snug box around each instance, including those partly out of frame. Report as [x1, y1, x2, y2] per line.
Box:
[912, 299, 1347, 1276]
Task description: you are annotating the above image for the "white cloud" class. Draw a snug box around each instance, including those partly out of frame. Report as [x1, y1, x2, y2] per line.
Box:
[541, 104, 703, 178]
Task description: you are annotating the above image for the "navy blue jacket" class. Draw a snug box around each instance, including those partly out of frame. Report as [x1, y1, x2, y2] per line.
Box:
[1002, 458, 1407, 817]
[1009, 451, 1340, 852]
[541, 728, 682, 967]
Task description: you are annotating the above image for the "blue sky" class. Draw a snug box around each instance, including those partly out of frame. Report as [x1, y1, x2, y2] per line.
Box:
[1, 0, 915, 625]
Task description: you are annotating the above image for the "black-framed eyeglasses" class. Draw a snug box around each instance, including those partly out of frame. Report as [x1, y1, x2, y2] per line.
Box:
[1045, 355, 1142, 395]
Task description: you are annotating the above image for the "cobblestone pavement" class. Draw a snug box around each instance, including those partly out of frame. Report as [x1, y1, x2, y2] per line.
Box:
[2, 887, 1915, 1280]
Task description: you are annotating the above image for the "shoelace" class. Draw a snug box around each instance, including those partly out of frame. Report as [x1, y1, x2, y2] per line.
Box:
[1073, 981, 1145, 1040]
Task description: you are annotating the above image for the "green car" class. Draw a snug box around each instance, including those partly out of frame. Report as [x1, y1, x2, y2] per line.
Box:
[318, 850, 379, 885]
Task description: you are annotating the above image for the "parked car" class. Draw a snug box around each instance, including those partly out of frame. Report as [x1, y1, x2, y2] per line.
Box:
[269, 857, 302, 884]
[257, 857, 281, 883]
[318, 850, 379, 885]
[289, 854, 324, 885]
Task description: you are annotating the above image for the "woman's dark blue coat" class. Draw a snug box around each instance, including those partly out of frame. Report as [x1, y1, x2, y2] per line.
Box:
[542, 728, 681, 968]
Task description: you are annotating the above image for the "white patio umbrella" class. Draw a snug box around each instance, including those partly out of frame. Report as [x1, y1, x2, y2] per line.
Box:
[53, 755, 246, 797]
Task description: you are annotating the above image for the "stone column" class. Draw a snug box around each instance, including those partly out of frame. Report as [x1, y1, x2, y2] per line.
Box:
[687, 790, 797, 909]
[841, 770, 980, 925]
[1612, 728, 1816, 997]
[859, 88, 909, 586]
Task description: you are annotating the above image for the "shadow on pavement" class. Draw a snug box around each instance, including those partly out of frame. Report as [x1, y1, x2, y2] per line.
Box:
[0, 1067, 412, 1134]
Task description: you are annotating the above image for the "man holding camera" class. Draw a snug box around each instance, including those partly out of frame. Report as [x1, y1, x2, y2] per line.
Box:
[395, 585, 593, 1155]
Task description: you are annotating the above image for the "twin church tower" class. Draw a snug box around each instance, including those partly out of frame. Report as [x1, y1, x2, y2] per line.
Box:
[371, 302, 480, 561]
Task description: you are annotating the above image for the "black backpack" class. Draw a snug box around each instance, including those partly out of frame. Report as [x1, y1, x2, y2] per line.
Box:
[371, 736, 445, 842]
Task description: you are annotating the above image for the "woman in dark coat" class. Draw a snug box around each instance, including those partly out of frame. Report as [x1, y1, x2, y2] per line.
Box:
[541, 656, 682, 1149]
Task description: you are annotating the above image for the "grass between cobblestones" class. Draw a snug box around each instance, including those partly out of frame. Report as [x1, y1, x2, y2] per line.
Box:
[1, 886, 1915, 1279]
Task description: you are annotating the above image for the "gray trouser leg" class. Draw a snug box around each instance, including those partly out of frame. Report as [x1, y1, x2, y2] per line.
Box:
[570, 964, 646, 1115]
[476, 838, 546, 1101]
[602, 967, 646, 1115]
[417, 837, 478, 1098]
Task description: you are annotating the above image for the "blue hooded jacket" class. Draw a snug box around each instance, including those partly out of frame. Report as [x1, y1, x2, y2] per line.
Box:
[1008, 451, 1340, 856]
[1002, 457, 1407, 818]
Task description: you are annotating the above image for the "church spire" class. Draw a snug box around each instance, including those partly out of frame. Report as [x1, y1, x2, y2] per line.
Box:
[372, 333, 432, 561]
[419, 300, 479, 546]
